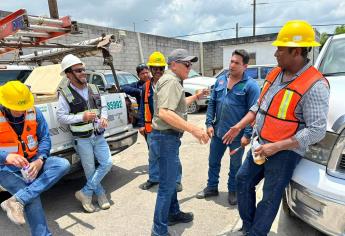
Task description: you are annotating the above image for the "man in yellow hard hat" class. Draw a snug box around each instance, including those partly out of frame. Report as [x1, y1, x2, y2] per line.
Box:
[138, 51, 184, 191]
[0, 81, 70, 236]
[224, 20, 330, 235]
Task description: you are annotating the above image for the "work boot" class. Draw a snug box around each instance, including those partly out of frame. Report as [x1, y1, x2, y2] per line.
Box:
[75, 190, 95, 213]
[1, 196, 25, 225]
[176, 183, 183, 192]
[228, 191, 237, 205]
[97, 194, 110, 210]
[139, 180, 158, 190]
[168, 211, 194, 226]
[196, 187, 219, 199]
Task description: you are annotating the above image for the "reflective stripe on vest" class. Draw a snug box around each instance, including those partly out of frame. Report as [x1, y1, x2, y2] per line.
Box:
[0, 145, 19, 153]
[60, 84, 101, 138]
[144, 80, 152, 133]
[0, 108, 38, 159]
[258, 66, 328, 142]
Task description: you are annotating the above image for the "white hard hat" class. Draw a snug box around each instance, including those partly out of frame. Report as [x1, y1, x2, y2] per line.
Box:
[60, 54, 85, 76]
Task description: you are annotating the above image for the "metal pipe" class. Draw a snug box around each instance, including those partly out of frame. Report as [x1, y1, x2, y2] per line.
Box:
[3, 36, 34, 42]
[136, 32, 144, 63]
[199, 42, 204, 76]
[27, 15, 63, 26]
[29, 24, 70, 33]
[15, 30, 50, 38]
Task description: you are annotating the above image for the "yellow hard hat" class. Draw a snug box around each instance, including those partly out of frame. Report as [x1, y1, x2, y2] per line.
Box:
[0, 81, 34, 111]
[147, 51, 167, 67]
[272, 20, 320, 47]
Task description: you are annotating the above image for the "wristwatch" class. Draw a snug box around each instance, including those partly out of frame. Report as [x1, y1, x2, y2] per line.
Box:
[38, 155, 46, 163]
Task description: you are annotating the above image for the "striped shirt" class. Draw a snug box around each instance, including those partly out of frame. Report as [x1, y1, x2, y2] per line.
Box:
[250, 61, 330, 155]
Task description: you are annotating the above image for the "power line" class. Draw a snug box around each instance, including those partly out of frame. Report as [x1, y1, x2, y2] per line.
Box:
[174, 27, 235, 38]
[173, 23, 345, 38]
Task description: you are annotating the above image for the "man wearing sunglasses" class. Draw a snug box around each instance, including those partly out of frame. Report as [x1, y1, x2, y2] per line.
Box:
[138, 51, 183, 192]
[57, 54, 113, 213]
[0, 81, 70, 236]
[196, 49, 260, 206]
[151, 49, 209, 236]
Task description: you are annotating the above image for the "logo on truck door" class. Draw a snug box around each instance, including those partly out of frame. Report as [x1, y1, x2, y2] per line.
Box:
[107, 100, 123, 110]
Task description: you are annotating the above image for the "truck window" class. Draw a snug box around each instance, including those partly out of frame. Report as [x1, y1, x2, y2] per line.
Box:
[246, 68, 259, 80]
[260, 67, 274, 80]
[0, 70, 32, 85]
[91, 74, 105, 90]
[319, 37, 345, 75]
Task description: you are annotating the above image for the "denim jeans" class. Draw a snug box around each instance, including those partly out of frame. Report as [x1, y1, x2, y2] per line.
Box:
[236, 150, 301, 236]
[0, 157, 70, 236]
[207, 136, 244, 192]
[75, 134, 112, 196]
[147, 132, 182, 183]
[151, 130, 182, 236]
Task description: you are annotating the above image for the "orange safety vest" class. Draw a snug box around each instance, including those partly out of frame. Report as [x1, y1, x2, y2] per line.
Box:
[144, 80, 152, 133]
[258, 66, 328, 142]
[0, 108, 38, 159]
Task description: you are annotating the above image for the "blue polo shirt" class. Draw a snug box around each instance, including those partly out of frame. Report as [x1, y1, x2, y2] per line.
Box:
[205, 71, 260, 141]
[0, 106, 51, 172]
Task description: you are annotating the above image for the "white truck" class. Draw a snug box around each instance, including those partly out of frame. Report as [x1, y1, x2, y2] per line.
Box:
[283, 34, 345, 236]
[0, 64, 138, 174]
[0, 10, 138, 178]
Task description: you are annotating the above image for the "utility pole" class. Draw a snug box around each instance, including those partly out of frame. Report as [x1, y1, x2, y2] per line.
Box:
[133, 22, 136, 32]
[236, 23, 239, 38]
[48, 0, 59, 19]
[253, 0, 256, 36]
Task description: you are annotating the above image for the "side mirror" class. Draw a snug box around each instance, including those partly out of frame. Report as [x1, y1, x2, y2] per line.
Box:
[96, 84, 106, 92]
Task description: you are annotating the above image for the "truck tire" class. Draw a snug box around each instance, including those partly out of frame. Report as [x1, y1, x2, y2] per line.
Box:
[185, 93, 200, 114]
[282, 190, 294, 217]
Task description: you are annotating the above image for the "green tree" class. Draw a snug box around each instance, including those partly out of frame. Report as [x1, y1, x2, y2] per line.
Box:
[320, 32, 329, 46]
[335, 25, 345, 35]
[320, 25, 345, 47]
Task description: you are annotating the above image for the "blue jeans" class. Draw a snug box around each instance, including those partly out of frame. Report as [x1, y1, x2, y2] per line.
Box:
[75, 135, 112, 196]
[207, 136, 244, 192]
[236, 150, 301, 236]
[151, 130, 182, 236]
[147, 133, 182, 183]
[0, 157, 70, 236]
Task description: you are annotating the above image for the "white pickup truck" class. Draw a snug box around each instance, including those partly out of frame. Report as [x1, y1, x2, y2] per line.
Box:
[283, 34, 345, 236]
[0, 64, 138, 174]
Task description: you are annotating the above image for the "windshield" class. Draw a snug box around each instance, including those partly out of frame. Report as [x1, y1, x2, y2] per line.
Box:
[319, 37, 345, 75]
[188, 69, 200, 78]
[105, 73, 138, 86]
[0, 70, 32, 85]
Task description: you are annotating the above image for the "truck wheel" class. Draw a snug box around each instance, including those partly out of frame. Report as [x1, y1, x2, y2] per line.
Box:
[187, 101, 200, 114]
[282, 191, 294, 217]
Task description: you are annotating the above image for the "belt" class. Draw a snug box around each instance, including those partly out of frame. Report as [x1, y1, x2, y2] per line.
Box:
[152, 129, 183, 138]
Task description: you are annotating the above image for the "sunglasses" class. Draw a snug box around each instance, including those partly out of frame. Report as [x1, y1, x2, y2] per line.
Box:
[150, 66, 165, 71]
[177, 61, 192, 69]
[72, 68, 86, 73]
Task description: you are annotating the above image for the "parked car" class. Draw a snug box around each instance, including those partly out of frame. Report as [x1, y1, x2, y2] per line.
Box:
[184, 69, 216, 113]
[283, 34, 345, 236]
[0, 64, 34, 84]
[214, 64, 275, 87]
[86, 70, 140, 122]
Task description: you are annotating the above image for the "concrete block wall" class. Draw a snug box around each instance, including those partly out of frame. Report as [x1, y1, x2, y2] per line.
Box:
[202, 34, 277, 76]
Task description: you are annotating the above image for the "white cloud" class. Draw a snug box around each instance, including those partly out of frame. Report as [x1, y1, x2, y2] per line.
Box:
[1, 0, 344, 41]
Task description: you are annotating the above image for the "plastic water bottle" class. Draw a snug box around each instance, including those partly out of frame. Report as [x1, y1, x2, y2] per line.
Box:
[21, 165, 34, 184]
[251, 137, 266, 165]
[95, 118, 105, 135]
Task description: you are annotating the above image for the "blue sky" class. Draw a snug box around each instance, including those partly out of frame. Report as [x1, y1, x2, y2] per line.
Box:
[1, 0, 344, 41]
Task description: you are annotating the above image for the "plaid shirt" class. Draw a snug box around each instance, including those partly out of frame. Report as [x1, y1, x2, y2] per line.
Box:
[250, 61, 330, 155]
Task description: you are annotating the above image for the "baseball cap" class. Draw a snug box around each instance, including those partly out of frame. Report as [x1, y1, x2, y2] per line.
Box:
[167, 49, 198, 64]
